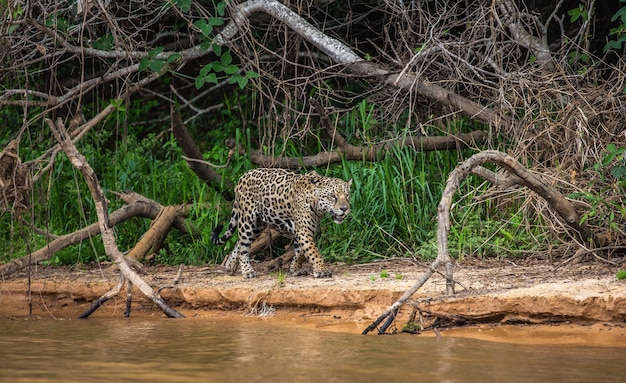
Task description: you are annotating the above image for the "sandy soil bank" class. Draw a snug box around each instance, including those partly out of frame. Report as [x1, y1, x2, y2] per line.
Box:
[1, 258, 625, 346]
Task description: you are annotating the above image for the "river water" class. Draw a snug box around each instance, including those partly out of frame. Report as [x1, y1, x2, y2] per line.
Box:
[1, 317, 624, 383]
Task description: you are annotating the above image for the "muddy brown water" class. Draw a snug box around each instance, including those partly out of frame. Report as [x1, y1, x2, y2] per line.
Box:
[1, 316, 625, 383]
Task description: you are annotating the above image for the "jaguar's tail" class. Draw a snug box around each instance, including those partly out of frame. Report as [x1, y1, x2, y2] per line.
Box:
[211, 218, 237, 245]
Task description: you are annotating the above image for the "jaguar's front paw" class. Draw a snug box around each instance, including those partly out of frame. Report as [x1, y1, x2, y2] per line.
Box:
[290, 268, 308, 277]
[313, 269, 332, 278]
[242, 270, 259, 279]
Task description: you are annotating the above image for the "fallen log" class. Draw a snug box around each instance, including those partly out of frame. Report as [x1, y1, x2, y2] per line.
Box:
[0, 196, 195, 278]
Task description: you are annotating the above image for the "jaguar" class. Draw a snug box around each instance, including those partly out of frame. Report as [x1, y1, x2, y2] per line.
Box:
[212, 168, 352, 278]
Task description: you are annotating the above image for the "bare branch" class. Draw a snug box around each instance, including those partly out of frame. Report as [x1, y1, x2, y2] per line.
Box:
[46, 117, 184, 318]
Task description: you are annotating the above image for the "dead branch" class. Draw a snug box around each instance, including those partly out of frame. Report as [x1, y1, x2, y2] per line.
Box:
[46, 117, 183, 318]
[1, 201, 156, 277]
[225, 130, 487, 169]
[363, 150, 594, 334]
[0, 193, 196, 277]
[497, 0, 554, 71]
[126, 205, 179, 262]
[0, 140, 31, 214]
[110, 190, 198, 234]
[224, 0, 506, 128]
[78, 273, 126, 319]
[170, 106, 235, 200]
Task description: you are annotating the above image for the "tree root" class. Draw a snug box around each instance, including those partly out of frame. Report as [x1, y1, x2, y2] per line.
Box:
[363, 150, 595, 335]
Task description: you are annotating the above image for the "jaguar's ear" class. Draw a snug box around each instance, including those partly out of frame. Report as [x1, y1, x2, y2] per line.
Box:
[347, 179, 352, 188]
[308, 171, 323, 186]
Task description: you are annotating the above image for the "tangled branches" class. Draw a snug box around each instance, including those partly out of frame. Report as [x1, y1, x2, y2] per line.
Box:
[1, 0, 625, 254]
[0, 140, 31, 214]
[225, 0, 625, 172]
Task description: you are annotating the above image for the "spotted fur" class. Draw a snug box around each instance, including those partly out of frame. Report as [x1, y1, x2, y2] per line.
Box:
[212, 168, 352, 278]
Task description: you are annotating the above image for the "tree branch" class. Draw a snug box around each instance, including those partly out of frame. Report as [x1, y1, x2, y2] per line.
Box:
[225, 130, 487, 169]
[46, 117, 184, 318]
[363, 149, 594, 334]
[226, 0, 507, 128]
[170, 105, 235, 200]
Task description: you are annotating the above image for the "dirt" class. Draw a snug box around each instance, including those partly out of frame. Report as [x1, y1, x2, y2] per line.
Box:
[1, 257, 625, 346]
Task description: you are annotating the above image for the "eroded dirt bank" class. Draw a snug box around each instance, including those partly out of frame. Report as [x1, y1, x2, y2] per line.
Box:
[1, 258, 625, 346]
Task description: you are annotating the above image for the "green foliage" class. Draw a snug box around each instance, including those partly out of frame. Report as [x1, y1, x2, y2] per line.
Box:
[138, 47, 181, 74]
[616, 270, 626, 280]
[1, 98, 549, 268]
[569, 144, 626, 240]
[274, 270, 287, 287]
[567, 4, 589, 23]
[604, 0, 626, 53]
[402, 322, 422, 334]
[600, 143, 626, 181]
[187, 2, 259, 90]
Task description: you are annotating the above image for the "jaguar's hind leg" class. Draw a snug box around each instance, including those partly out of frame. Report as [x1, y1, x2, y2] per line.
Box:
[289, 239, 308, 276]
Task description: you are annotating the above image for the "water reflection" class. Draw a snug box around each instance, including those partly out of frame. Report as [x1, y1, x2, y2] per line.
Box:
[0, 318, 624, 382]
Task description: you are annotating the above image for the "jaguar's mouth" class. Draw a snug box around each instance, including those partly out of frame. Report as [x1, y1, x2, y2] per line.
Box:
[332, 213, 347, 224]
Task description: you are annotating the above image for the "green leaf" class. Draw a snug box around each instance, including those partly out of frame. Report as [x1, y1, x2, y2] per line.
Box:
[602, 145, 626, 166]
[139, 58, 149, 71]
[223, 64, 239, 75]
[148, 47, 164, 59]
[216, 2, 226, 16]
[200, 63, 213, 76]
[229, 74, 248, 89]
[221, 51, 232, 66]
[205, 73, 218, 84]
[167, 53, 181, 64]
[212, 44, 222, 56]
[199, 42, 212, 52]
[604, 40, 623, 53]
[212, 62, 224, 72]
[245, 71, 259, 79]
[173, 0, 191, 13]
[607, 143, 617, 153]
[148, 59, 165, 73]
[611, 166, 626, 179]
[194, 19, 213, 36]
[110, 99, 125, 111]
[208, 17, 224, 27]
[567, 7, 582, 23]
[93, 34, 115, 50]
[195, 76, 205, 89]
[611, 6, 626, 24]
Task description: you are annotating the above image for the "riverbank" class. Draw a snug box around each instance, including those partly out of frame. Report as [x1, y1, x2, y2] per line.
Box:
[1, 258, 625, 346]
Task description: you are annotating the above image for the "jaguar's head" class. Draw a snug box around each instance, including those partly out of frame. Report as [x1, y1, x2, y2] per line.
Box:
[311, 175, 352, 224]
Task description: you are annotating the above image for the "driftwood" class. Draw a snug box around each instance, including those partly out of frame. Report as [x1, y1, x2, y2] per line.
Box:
[226, 131, 488, 169]
[47, 117, 184, 319]
[125, 205, 179, 262]
[0, 193, 194, 278]
[363, 150, 593, 334]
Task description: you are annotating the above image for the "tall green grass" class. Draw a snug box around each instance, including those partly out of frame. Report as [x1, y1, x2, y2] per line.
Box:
[318, 147, 461, 263]
[1, 100, 548, 267]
